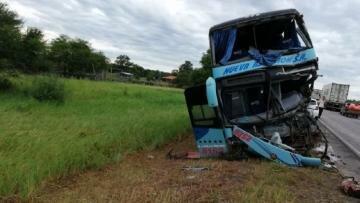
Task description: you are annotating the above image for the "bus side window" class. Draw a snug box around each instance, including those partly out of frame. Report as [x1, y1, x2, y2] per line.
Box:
[191, 105, 217, 126]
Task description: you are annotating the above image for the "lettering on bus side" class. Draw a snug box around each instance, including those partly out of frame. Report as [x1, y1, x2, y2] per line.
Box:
[220, 50, 310, 77]
[234, 128, 252, 142]
[201, 147, 224, 156]
[223, 62, 250, 75]
[293, 53, 306, 63]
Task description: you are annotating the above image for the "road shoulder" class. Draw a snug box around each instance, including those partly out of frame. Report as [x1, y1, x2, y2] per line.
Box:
[319, 121, 360, 181]
[319, 118, 360, 158]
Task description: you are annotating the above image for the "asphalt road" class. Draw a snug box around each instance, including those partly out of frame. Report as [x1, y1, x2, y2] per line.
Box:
[319, 110, 360, 180]
[320, 110, 360, 157]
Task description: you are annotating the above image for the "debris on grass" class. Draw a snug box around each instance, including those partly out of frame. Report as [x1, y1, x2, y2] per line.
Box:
[340, 178, 360, 198]
[186, 175, 196, 180]
[320, 163, 336, 172]
[182, 166, 209, 172]
[35, 134, 349, 202]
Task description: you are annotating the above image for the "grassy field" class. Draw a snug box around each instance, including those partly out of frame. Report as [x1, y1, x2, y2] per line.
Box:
[0, 75, 190, 198]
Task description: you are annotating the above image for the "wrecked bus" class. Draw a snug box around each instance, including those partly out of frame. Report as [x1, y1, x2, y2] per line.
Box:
[184, 9, 322, 166]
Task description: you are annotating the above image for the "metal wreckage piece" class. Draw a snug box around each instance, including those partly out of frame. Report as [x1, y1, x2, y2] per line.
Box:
[181, 9, 328, 167]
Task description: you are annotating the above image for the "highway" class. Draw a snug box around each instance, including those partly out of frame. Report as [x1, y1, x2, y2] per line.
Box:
[318, 110, 360, 180]
[320, 110, 360, 157]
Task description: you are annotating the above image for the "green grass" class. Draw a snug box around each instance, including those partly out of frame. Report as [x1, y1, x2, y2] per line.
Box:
[0, 75, 190, 198]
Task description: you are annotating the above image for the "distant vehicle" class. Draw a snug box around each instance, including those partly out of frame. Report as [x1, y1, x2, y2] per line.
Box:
[311, 89, 322, 100]
[322, 83, 350, 111]
[307, 98, 319, 118]
[340, 103, 360, 118]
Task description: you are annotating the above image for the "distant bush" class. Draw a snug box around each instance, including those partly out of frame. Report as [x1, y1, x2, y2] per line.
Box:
[0, 74, 13, 92]
[0, 59, 14, 70]
[30, 77, 65, 102]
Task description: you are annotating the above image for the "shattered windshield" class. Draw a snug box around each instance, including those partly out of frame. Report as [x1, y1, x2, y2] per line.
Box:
[211, 17, 310, 66]
[222, 85, 266, 119]
[221, 78, 306, 123]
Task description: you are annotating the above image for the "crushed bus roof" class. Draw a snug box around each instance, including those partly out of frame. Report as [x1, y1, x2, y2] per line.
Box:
[209, 9, 301, 33]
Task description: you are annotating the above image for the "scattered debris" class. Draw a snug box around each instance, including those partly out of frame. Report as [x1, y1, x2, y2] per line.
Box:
[340, 178, 360, 198]
[186, 151, 200, 159]
[166, 149, 187, 159]
[166, 149, 199, 160]
[182, 166, 209, 172]
[147, 155, 155, 159]
[313, 145, 326, 154]
[320, 163, 336, 172]
[320, 145, 339, 164]
[186, 175, 196, 180]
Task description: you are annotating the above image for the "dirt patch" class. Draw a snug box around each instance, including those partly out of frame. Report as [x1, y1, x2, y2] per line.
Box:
[32, 134, 349, 202]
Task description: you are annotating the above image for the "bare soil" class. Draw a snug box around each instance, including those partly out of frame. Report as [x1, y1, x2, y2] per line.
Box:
[31, 133, 349, 203]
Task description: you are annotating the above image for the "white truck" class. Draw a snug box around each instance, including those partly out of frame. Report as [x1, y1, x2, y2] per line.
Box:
[311, 89, 323, 100]
[322, 83, 350, 111]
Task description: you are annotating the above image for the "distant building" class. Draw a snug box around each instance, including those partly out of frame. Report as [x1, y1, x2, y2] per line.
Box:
[161, 75, 176, 82]
[119, 72, 134, 79]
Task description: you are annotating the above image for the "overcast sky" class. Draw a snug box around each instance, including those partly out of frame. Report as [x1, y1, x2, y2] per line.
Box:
[4, 0, 360, 99]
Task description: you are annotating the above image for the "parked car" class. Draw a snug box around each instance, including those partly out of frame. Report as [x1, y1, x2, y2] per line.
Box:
[307, 99, 319, 118]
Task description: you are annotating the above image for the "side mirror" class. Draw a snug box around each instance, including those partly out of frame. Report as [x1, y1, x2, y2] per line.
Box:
[206, 77, 218, 107]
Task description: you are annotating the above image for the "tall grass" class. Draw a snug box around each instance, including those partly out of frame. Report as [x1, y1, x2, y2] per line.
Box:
[0, 76, 190, 198]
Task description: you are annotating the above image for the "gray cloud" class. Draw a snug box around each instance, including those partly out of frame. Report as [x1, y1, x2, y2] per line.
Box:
[4, 0, 360, 99]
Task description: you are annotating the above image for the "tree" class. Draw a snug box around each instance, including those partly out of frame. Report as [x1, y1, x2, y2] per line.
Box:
[179, 60, 193, 72]
[176, 61, 194, 87]
[49, 35, 108, 77]
[171, 69, 178, 76]
[0, 3, 22, 69]
[144, 69, 155, 81]
[113, 55, 168, 80]
[0, 3, 21, 27]
[49, 35, 71, 74]
[0, 3, 111, 76]
[67, 38, 92, 75]
[200, 49, 212, 70]
[191, 68, 211, 86]
[114, 55, 131, 72]
[174, 50, 213, 87]
[89, 51, 109, 73]
[190, 49, 212, 85]
[129, 63, 145, 79]
[20, 27, 47, 72]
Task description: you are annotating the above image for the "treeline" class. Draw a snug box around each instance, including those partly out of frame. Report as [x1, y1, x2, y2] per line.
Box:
[0, 3, 212, 87]
[111, 50, 212, 87]
[347, 99, 360, 104]
[174, 50, 212, 87]
[0, 3, 108, 76]
[112, 54, 169, 81]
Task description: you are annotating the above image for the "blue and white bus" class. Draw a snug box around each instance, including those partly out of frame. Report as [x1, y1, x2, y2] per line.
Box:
[185, 9, 322, 167]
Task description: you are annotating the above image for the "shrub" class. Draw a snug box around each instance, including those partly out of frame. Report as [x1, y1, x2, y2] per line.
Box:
[30, 77, 65, 102]
[0, 59, 13, 70]
[6, 69, 19, 78]
[0, 74, 13, 92]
